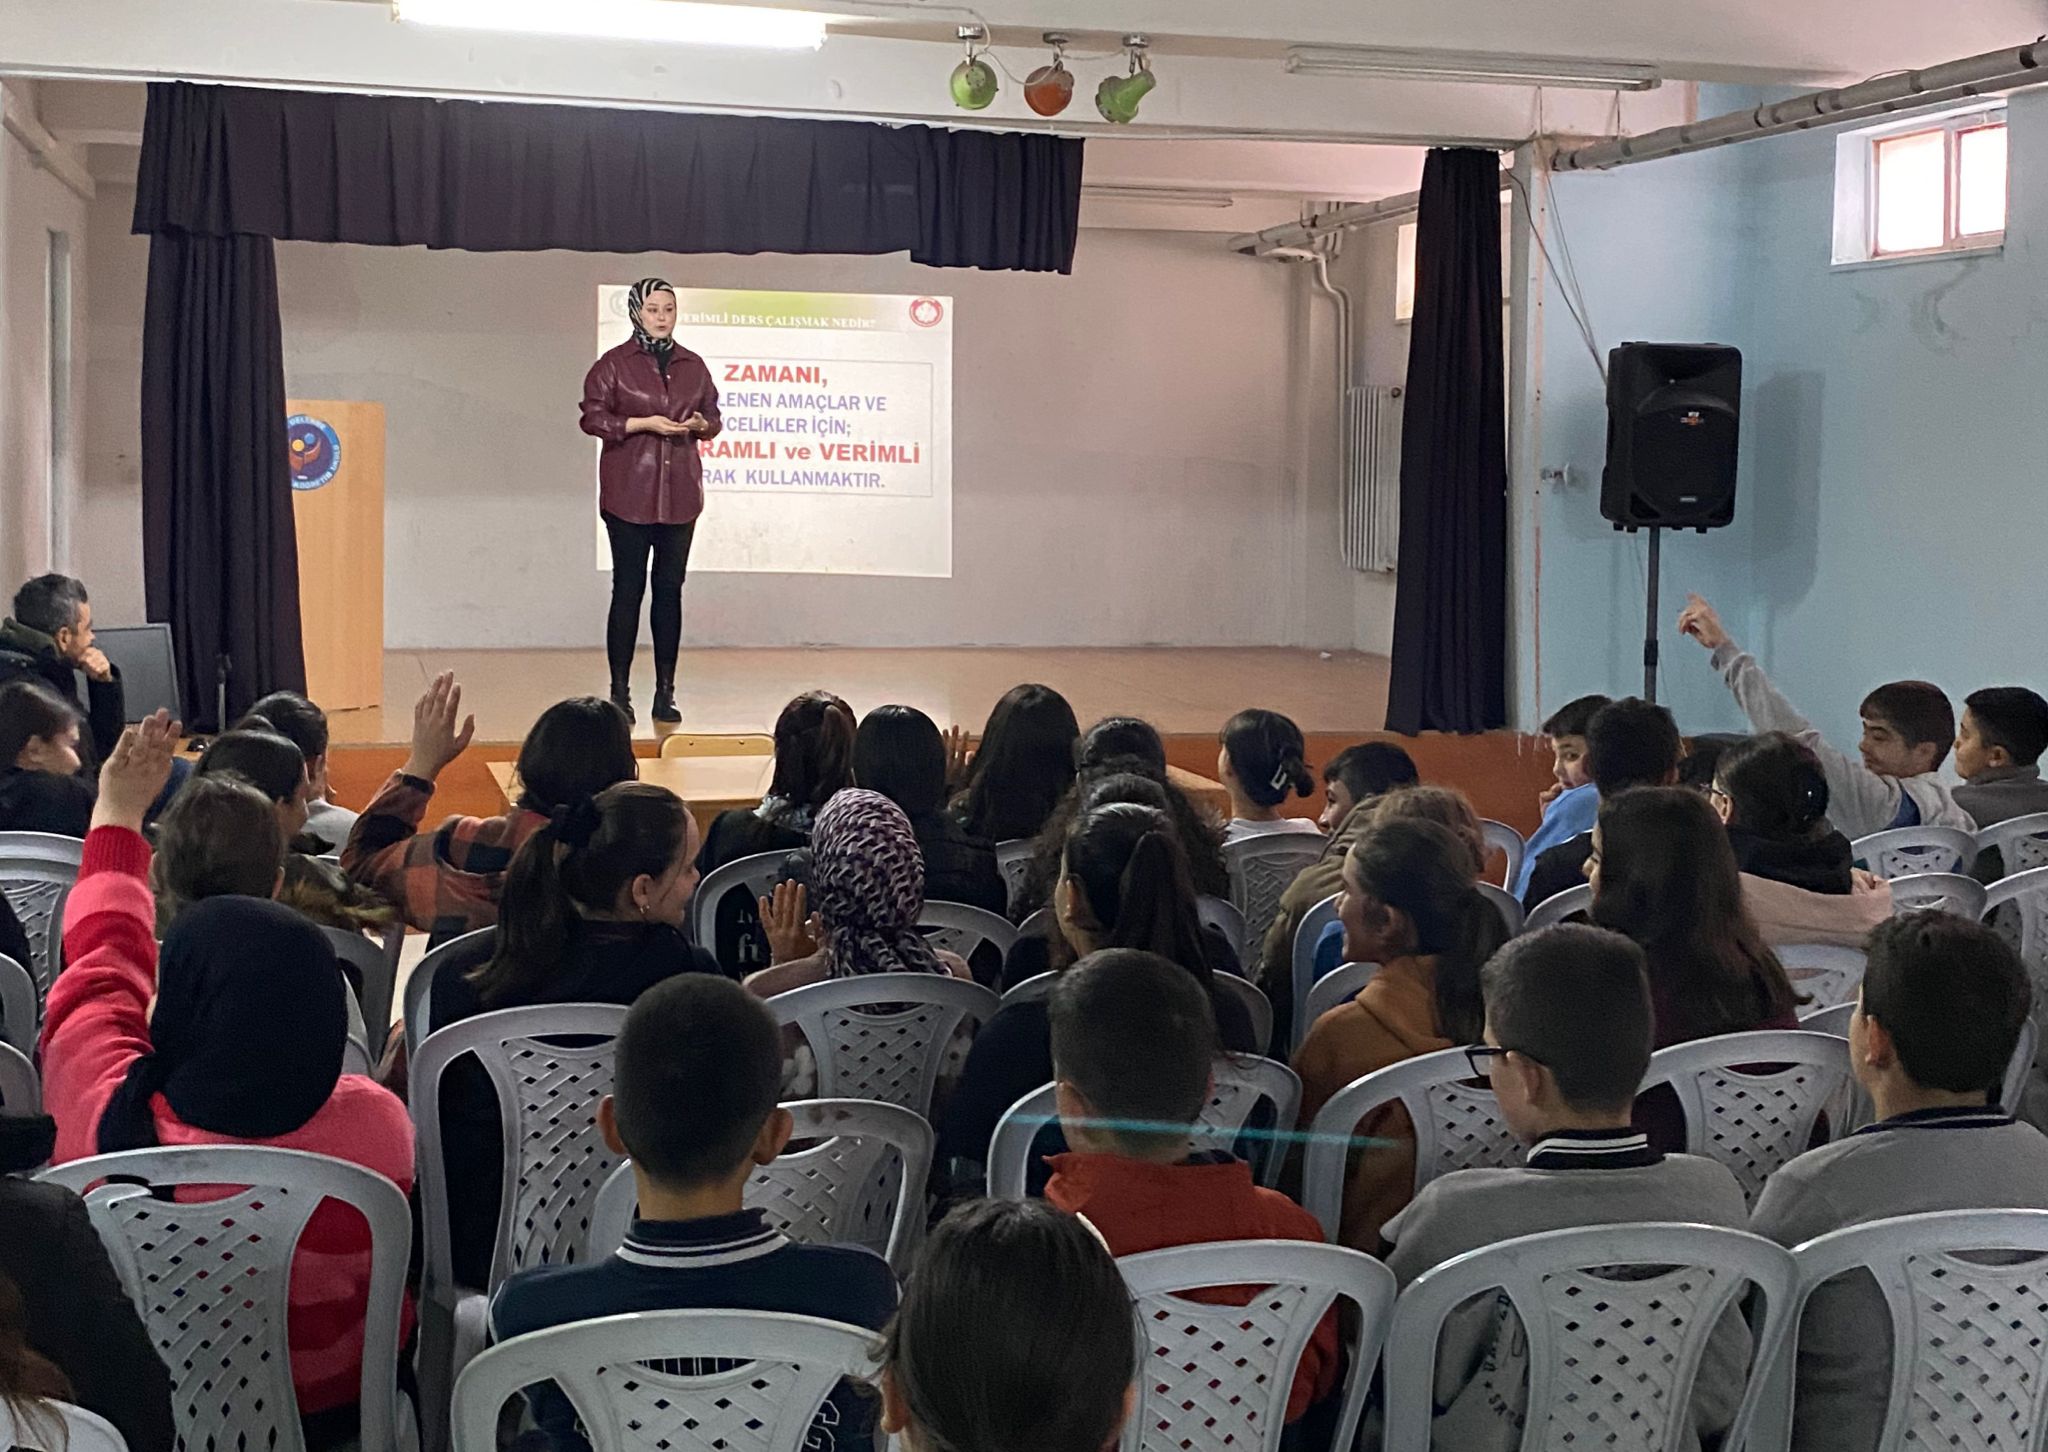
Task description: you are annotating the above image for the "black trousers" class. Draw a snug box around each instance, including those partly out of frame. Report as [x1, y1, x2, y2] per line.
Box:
[601, 511, 696, 687]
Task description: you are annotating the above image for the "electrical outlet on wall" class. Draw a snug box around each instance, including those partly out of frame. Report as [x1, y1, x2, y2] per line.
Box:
[1538, 464, 1576, 487]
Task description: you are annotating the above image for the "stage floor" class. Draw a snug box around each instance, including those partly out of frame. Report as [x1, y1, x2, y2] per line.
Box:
[329, 646, 1395, 746]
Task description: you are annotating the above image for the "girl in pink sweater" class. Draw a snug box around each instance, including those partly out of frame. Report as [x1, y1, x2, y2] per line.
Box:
[39, 713, 414, 1434]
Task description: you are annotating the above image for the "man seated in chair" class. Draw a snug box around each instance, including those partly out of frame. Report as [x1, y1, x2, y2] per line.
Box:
[1042, 948, 1339, 1426]
[1381, 925, 1752, 1452]
[489, 976, 896, 1452]
[1751, 914, 2048, 1452]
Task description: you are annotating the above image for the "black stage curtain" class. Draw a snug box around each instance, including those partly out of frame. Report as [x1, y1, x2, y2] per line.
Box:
[140, 232, 305, 731]
[1386, 148, 1508, 735]
[133, 82, 1086, 271]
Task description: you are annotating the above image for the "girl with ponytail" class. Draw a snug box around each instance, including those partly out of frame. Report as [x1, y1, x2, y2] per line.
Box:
[433, 781, 720, 1290]
[1290, 816, 1511, 1251]
[936, 801, 1259, 1177]
[1217, 709, 1320, 845]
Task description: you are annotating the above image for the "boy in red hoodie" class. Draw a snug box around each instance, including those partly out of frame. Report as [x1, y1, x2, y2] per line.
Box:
[1044, 948, 1337, 1423]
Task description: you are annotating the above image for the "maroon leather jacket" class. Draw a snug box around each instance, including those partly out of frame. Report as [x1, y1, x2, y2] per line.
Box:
[579, 339, 724, 526]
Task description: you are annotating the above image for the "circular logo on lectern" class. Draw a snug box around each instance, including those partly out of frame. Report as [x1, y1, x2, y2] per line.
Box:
[287, 415, 342, 491]
[909, 297, 945, 328]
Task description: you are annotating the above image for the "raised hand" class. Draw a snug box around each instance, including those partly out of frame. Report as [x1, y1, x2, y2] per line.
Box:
[92, 710, 182, 832]
[758, 880, 820, 965]
[943, 725, 973, 788]
[403, 671, 476, 782]
[1677, 593, 1731, 651]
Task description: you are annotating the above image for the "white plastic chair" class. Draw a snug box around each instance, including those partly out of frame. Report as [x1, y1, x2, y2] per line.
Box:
[1197, 894, 1249, 965]
[1480, 818, 1526, 891]
[411, 1003, 630, 1447]
[1478, 881, 1526, 936]
[1119, 1240, 1396, 1452]
[38, 1146, 410, 1452]
[994, 837, 1035, 907]
[1978, 811, 2048, 879]
[1302, 961, 1378, 1031]
[0, 951, 36, 1054]
[917, 900, 1018, 960]
[1778, 944, 1868, 1009]
[1288, 892, 1341, 1053]
[999, 970, 1055, 1007]
[1776, 1209, 2048, 1452]
[324, 922, 404, 1048]
[1986, 865, 2048, 973]
[1523, 881, 1592, 932]
[0, 830, 83, 993]
[451, 1309, 879, 1452]
[1215, 972, 1274, 1055]
[988, 1053, 1303, 1197]
[0, 1041, 39, 1112]
[1382, 1223, 1797, 1452]
[589, 1098, 934, 1274]
[0, 1398, 130, 1452]
[764, 973, 999, 1117]
[1888, 872, 1989, 918]
[687, 849, 790, 957]
[1301, 1045, 1519, 1241]
[401, 925, 496, 1060]
[1639, 1029, 1852, 1209]
[1222, 836, 1324, 960]
[1798, 1001, 1856, 1037]
[1854, 825, 1978, 879]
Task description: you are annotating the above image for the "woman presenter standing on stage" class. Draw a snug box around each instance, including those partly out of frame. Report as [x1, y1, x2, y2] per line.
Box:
[580, 277, 722, 724]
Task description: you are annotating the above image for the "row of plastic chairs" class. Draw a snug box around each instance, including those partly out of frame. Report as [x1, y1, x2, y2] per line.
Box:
[1854, 811, 2048, 880]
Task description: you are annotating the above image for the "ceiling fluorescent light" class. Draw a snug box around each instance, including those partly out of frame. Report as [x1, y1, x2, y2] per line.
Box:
[392, 0, 831, 51]
[1082, 185, 1235, 209]
[1285, 46, 1659, 91]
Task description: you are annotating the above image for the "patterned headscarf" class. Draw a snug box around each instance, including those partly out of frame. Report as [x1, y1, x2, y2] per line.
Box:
[627, 277, 677, 357]
[811, 789, 945, 980]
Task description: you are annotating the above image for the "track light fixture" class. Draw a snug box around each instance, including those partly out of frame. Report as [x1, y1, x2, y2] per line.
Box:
[950, 25, 998, 111]
[1095, 35, 1156, 125]
[1023, 33, 1075, 117]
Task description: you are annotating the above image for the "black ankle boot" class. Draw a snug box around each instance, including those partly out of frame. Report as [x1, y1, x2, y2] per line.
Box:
[610, 681, 635, 723]
[651, 680, 681, 723]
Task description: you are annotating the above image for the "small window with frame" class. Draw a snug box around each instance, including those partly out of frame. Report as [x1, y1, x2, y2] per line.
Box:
[1834, 104, 2006, 266]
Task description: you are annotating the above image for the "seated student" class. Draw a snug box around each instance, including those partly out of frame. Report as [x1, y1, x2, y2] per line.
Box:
[1254, 742, 1420, 1041]
[0, 1115, 173, 1452]
[1383, 925, 1751, 1452]
[0, 574, 123, 771]
[1714, 732, 1856, 892]
[41, 713, 413, 1445]
[746, 789, 972, 1001]
[1752, 914, 2048, 1452]
[1679, 592, 1974, 835]
[344, 673, 638, 945]
[695, 690, 856, 971]
[1290, 817, 1509, 1252]
[194, 725, 313, 842]
[1305, 784, 1490, 987]
[243, 690, 357, 853]
[1014, 717, 1231, 915]
[947, 682, 1080, 848]
[880, 1198, 1136, 1452]
[1521, 697, 1680, 911]
[1216, 709, 1322, 845]
[1589, 786, 1806, 1148]
[1514, 694, 1610, 898]
[852, 705, 1006, 914]
[432, 783, 718, 1291]
[1954, 687, 2048, 876]
[489, 976, 897, 1452]
[0, 679, 94, 837]
[937, 802, 1259, 1178]
[1044, 949, 1337, 1423]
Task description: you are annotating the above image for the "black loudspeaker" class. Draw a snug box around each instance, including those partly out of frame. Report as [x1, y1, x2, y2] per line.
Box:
[1600, 342, 1742, 531]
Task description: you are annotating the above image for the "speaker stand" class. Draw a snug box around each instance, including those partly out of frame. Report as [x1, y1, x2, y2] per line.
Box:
[1641, 526, 1662, 704]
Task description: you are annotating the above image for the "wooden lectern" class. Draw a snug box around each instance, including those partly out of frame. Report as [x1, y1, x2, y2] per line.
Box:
[287, 400, 384, 711]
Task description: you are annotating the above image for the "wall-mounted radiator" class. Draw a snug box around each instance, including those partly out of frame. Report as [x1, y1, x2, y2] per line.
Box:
[1342, 383, 1402, 574]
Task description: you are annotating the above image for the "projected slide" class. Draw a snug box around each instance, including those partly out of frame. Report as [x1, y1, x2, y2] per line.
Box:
[596, 286, 953, 577]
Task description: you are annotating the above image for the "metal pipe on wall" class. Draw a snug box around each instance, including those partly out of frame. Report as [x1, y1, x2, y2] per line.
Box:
[1228, 191, 1422, 256]
[1555, 39, 2047, 171]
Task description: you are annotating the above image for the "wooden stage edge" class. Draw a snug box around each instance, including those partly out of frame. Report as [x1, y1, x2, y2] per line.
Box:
[323, 646, 1554, 836]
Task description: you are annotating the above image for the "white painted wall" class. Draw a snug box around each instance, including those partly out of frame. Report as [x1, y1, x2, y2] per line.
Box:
[80, 180, 1388, 651]
[0, 80, 87, 598]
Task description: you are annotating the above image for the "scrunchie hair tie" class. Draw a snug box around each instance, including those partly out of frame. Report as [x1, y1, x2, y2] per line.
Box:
[550, 796, 603, 851]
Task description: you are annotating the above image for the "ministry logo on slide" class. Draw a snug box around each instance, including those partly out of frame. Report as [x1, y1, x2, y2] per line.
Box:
[287, 415, 343, 491]
[909, 297, 945, 328]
